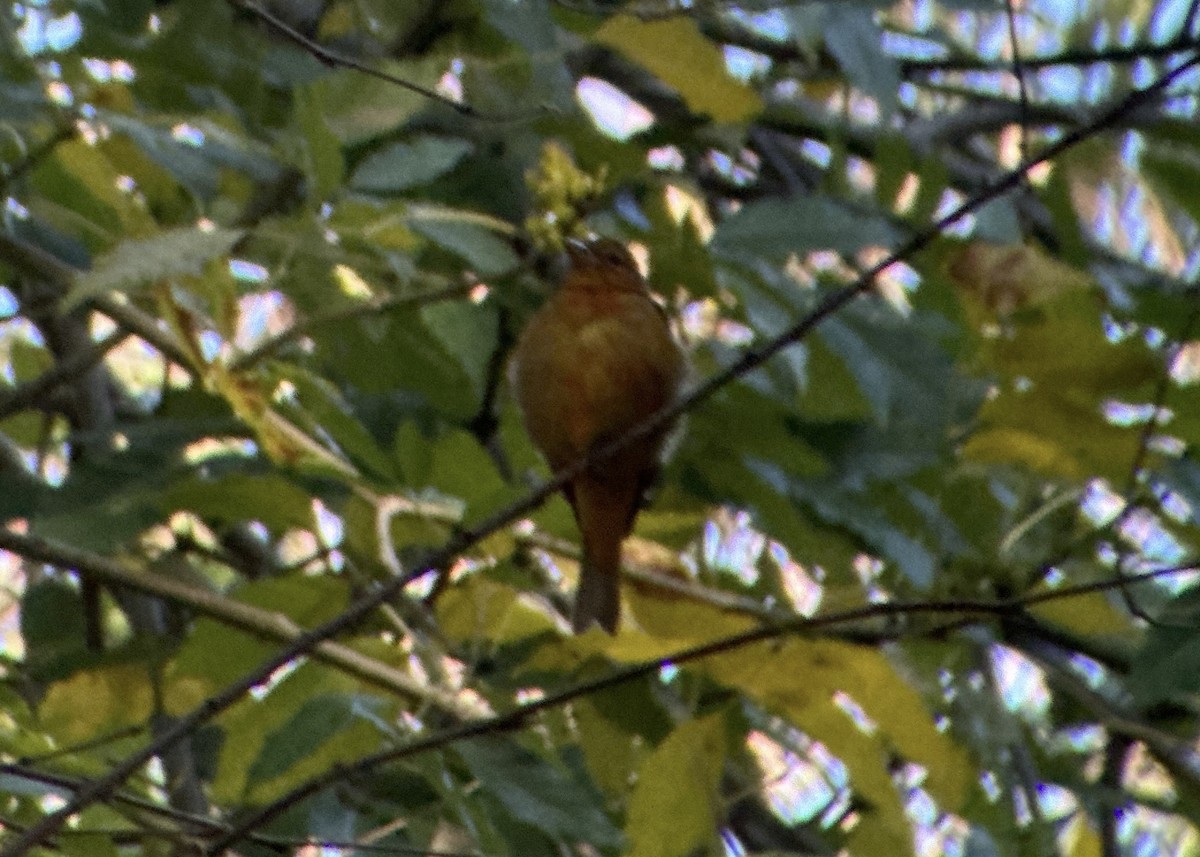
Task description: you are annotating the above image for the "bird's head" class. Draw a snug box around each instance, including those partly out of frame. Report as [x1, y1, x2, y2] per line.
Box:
[564, 238, 645, 292]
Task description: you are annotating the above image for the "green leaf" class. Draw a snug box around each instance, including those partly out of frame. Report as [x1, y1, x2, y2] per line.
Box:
[247, 693, 390, 784]
[20, 580, 91, 681]
[1128, 586, 1200, 706]
[1141, 120, 1200, 226]
[712, 195, 903, 260]
[64, 226, 243, 309]
[626, 714, 727, 857]
[456, 738, 622, 848]
[40, 664, 155, 747]
[31, 138, 154, 245]
[823, 5, 899, 116]
[593, 16, 762, 123]
[352, 137, 472, 194]
[408, 206, 519, 275]
[170, 576, 350, 689]
[317, 56, 450, 144]
[296, 84, 345, 199]
[164, 473, 315, 533]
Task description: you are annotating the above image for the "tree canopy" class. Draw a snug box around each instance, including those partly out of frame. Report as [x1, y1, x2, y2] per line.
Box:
[1, 1, 1200, 856]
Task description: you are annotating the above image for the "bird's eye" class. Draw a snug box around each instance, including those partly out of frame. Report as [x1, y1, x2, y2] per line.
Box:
[593, 241, 634, 270]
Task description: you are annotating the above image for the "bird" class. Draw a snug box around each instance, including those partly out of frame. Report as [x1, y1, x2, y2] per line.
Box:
[511, 238, 687, 633]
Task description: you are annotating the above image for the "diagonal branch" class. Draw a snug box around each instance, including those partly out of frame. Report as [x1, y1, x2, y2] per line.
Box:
[0, 529, 482, 719]
[209, 560, 1200, 852]
[0, 329, 129, 421]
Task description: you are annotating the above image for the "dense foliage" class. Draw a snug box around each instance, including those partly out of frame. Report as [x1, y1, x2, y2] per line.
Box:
[1, 1, 1200, 855]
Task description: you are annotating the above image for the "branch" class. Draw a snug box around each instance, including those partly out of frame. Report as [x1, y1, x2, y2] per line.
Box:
[227, 0, 542, 123]
[206, 561, 1200, 852]
[228, 281, 473, 371]
[0, 528, 483, 720]
[4, 48, 1197, 857]
[0, 329, 129, 421]
[0, 231, 198, 371]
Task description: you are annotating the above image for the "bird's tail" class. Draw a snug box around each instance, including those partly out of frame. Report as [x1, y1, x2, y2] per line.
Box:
[571, 475, 637, 633]
[573, 542, 621, 633]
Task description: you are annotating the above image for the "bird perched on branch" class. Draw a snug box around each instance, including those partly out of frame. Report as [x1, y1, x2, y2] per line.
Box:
[511, 238, 687, 633]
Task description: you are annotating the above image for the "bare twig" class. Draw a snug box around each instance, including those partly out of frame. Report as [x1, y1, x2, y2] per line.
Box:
[207, 560, 1200, 852]
[1003, 0, 1031, 167]
[0, 329, 129, 420]
[0, 528, 483, 719]
[228, 0, 543, 123]
[229, 282, 472, 371]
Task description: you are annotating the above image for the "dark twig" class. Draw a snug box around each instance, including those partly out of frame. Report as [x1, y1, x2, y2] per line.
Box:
[0, 329, 129, 420]
[3, 49, 1197, 857]
[229, 281, 473, 371]
[231, 0, 469, 114]
[207, 561, 1199, 853]
[1003, 0, 1031, 168]
[228, 0, 539, 123]
[1110, 299, 1200, 622]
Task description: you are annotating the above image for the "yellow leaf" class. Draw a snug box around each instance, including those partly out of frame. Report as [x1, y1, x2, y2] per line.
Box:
[1028, 590, 1136, 644]
[707, 639, 970, 812]
[574, 696, 645, 795]
[41, 664, 154, 745]
[436, 574, 558, 642]
[593, 16, 763, 123]
[627, 714, 727, 857]
[963, 426, 1084, 480]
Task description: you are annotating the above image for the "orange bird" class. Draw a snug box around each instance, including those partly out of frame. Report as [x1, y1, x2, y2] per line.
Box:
[511, 239, 687, 633]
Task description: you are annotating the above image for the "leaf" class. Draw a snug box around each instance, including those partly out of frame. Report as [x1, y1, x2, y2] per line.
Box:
[296, 84, 345, 199]
[352, 137, 472, 193]
[626, 714, 727, 857]
[31, 138, 155, 243]
[593, 15, 762, 123]
[456, 738, 622, 848]
[204, 660, 389, 803]
[246, 693, 390, 785]
[169, 576, 351, 691]
[317, 56, 449, 144]
[946, 241, 1093, 316]
[408, 207, 519, 275]
[164, 472, 316, 534]
[1128, 584, 1200, 706]
[20, 580, 91, 681]
[420, 299, 499, 405]
[1141, 120, 1200, 227]
[823, 5, 899, 116]
[707, 639, 970, 813]
[963, 388, 1140, 482]
[712, 195, 903, 260]
[40, 663, 154, 746]
[272, 365, 401, 483]
[64, 226, 243, 309]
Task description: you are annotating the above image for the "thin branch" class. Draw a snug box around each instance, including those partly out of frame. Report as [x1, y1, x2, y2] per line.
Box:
[4, 49, 1197, 857]
[0, 528, 483, 720]
[229, 281, 473, 372]
[0, 123, 76, 196]
[1003, 0, 1031, 167]
[206, 561, 1200, 853]
[228, 0, 539, 123]
[705, 13, 1200, 76]
[1110, 300, 1200, 621]
[0, 329, 129, 420]
[898, 36, 1200, 75]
